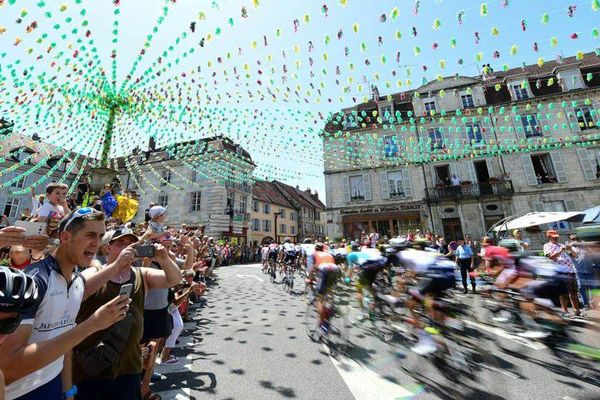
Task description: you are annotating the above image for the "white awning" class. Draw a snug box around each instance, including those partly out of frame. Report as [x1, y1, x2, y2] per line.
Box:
[493, 212, 585, 232]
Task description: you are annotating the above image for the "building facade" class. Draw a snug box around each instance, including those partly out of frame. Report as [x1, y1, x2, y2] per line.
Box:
[0, 130, 83, 224]
[272, 181, 326, 240]
[249, 181, 298, 245]
[324, 52, 600, 245]
[122, 137, 255, 242]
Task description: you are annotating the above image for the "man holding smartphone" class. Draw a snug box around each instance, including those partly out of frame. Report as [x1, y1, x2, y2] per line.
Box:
[72, 227, 182, 400]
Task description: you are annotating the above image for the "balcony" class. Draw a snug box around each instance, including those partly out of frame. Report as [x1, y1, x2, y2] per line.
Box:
[427, 180, 514, 202]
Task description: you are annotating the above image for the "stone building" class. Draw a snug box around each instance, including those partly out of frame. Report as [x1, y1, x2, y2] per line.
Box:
[0, 129, 84, 224]
[323, 52, 600, 245]
[249, 181, 298, 245]
[121, 136, 255, 242]
[272, 181, 327, 240]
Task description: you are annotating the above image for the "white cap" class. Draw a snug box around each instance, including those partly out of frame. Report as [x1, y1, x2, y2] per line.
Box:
[149, 205, 167, 219]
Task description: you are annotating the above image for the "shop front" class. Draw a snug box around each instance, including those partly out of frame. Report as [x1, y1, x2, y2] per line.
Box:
[340, 202, 423, 240]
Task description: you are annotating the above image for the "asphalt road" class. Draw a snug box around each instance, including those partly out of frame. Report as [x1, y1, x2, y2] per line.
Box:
[150, 263, 600, 400]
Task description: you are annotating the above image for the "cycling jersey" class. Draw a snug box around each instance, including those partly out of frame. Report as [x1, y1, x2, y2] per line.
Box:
[301, 244, 316, 271]
[397, 249, 456, 296]
[6, 256, 86, 400]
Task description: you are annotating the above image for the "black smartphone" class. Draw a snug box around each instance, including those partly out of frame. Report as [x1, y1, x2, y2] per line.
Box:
[134, 245, 156, 258]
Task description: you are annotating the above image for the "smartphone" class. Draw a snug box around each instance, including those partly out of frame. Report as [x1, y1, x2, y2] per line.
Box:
[134, 245, 156, 258]
[14, 220, 47, 236]
[118, 283, 133, 298]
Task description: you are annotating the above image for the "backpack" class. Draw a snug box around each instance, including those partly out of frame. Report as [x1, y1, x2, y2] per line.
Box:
[74, 270, 136, 377]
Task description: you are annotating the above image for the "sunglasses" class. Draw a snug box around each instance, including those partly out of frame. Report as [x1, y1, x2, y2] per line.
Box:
[61, 207, 101, 232]
[0, 315, 22, 335]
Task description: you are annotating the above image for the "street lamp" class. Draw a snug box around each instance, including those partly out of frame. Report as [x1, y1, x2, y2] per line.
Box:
[274, 212, 282, 243]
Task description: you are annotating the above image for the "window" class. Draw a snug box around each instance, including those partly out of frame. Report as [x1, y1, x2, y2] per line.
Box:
[349, 175, 364, 200]
[252, 219, 260, 231]
[465, 122, 484, 144]
[263, 203, 270, 214]
[520, 114, 541, 138]
[280, 224, 287, 234]
[253, 200, 259, 212]
[512, 84, 529, 100]
[461, 93, 475, 108]
[383, 135, 398, 158]
[279, 209, 286, 219]
[290, 226, 296, 235]
[424, 99, 436, 113]
[190, 192, 201, 212]
[240, 196, 247, 214]
[531, 154, 557, 184]
[3, 198, 20, 219]
[348, 141, 360, 160]
[191, 170, 198, 182]
[428, 128, 444, 150]
[387, 171, 405, 198]
[289, 211, 295, 220]
[160, 170, 171, 186]
[575, 106, 596, 131]
[227, 191, 234, 209]
[158, 194, 168, 207]
[10, 174, 25, 189]
[379, 105, 393, 120]
[343, 112, 358, 129]
[263, 219, 271, 232]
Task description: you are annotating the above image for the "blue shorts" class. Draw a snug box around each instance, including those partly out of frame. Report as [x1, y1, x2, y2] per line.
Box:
[15, 374, 62, 400]
[316, 265, 340, 295]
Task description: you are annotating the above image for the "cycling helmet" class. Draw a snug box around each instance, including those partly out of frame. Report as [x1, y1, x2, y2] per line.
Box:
[388, 237, 411, 249]
[350, 242, 360, 251]
[303, 238, 313, 244]
[498, 238, 520, 253]
[0, 266, 39, 313]
[315, 242, 324, 251]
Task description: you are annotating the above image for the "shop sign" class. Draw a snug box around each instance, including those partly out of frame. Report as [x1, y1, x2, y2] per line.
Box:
[340, 202, 422, 215]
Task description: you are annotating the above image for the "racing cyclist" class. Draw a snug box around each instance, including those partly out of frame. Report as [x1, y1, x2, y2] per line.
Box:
[346, 244, 387, 321]
[392, 239, 456, 355]
[308, 243, 341, 335]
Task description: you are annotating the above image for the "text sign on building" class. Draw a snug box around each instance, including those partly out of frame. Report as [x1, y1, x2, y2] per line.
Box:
[340, 202, 422, 215]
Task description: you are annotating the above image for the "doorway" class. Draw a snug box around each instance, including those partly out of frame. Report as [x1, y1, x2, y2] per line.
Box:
[435, 165, 450, 185]
[442, 218, 464, 242]
[474, 160, 492, 195]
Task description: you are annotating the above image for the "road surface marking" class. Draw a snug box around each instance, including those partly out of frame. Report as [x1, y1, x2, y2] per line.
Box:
[464, 320, 546, 350]
[326, 345, 415, 400]
[236, 274, 264, 282]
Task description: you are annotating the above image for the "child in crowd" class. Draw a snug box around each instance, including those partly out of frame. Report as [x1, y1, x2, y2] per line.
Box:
[34, 182, 70, 235]
[140, 206, 168, 242]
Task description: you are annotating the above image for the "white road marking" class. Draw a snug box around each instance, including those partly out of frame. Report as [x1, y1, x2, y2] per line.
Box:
[464, 320, 547, 350]
[326, 345, 415, 400]
[562, 396, 580, 400]
[235, 273, 264, 282]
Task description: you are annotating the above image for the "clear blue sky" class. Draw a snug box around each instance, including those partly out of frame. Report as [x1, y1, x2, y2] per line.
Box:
[2, 0, 599, 196]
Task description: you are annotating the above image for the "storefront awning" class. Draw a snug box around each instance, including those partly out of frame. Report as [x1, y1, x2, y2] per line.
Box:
[493, 211, 585, 232]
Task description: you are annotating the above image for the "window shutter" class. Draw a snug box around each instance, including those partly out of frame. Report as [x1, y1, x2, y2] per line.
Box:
[576, 149, 597, 181]
[379, 171, 390, 199]
[549, 152, 568, 183]
[485, 158, 494, 178]
[449, 163, 459, 180]
[0, 196, 6, 215]
[363, 173, 372, 201]
[342, 175, 350, 203]
[402, 169, 413, 197]
[521, 155, 538, 186]
[467, 162, 478, 183]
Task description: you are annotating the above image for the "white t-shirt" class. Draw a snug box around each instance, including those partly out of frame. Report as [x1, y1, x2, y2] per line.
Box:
[36, 202, 65, 220]
[451, 176, 461, 186]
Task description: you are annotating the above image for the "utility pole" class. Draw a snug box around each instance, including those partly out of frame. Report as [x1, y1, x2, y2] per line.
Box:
[274, 211, 282, 243]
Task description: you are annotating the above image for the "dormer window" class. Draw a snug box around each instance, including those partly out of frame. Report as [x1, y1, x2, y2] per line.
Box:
[379, 104, 393, 121]
[512, 83, 530, 100]
[460, 92, 475, 108]
[424, 99, 436, 113]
